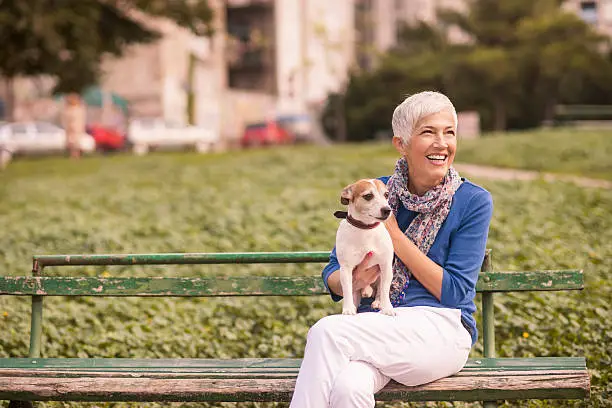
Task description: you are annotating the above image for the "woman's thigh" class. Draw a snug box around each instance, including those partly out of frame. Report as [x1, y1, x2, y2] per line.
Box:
[313, 306, 471, 387]
[371, 306, 471, 386]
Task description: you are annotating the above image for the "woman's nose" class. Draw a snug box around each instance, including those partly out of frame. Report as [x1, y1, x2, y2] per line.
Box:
[433, 135, 448, 148]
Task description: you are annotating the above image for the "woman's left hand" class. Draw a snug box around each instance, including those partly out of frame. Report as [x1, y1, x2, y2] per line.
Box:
[384, 213, 401, 240]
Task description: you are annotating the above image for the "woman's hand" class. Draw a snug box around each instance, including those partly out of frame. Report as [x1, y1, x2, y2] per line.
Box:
[352, 251, 380, 291]
[326, 252, 380, 297]
[383, 213, 402, 240]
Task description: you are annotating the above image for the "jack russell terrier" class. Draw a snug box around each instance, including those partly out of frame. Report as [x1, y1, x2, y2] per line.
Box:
[334, 179, 396, 316]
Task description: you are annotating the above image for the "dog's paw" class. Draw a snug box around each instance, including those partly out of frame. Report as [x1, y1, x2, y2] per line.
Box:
[371, 300, 380, 310]
[342, 305, 357, 315]
[380, 306, 396, 316]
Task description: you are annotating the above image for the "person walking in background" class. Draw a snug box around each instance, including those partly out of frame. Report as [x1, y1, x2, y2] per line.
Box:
[62, 93, 86, 159]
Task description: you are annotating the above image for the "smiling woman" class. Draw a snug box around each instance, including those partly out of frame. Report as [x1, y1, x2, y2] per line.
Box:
[291, 91, 494, 408]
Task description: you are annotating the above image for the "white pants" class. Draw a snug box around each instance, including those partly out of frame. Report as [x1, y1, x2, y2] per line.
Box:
[289, 306, 472, 408]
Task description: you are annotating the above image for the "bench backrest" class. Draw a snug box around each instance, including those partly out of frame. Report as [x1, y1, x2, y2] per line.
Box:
[0, 250, 583, 360]
[0, 251, 583, 297]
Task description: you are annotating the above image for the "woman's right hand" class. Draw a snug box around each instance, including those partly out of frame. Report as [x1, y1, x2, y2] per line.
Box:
[327, 252, 381, 297]
[352, 251, 380, 291]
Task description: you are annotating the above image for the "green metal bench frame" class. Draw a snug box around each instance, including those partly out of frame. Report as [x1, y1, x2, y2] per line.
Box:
[0, 251, 589, 407]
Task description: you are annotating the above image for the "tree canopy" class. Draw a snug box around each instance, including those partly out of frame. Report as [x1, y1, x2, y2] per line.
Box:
[0, 0, 214, 94]
[323, 0, 612, 140]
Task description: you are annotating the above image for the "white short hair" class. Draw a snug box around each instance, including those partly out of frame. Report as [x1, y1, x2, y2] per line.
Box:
[392, 91, 457, 144]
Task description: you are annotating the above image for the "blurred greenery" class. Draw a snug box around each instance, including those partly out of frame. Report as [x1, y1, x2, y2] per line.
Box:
[457, 128, 612, 180]
[0, 143, 610, 407]
[323, 0, 612, 139]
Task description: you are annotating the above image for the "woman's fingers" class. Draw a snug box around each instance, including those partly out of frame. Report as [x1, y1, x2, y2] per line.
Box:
[352, 251, 381, 289]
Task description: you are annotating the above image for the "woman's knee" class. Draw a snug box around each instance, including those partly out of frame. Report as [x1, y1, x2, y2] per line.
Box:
[330, 368, 375, 407]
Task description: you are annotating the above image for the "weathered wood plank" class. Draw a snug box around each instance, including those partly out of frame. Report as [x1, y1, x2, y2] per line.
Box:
[0, 270, 583, 297]
[0, 372, 590, 402]
[0, 368, 588, 379]
[0, 357, 587, 371]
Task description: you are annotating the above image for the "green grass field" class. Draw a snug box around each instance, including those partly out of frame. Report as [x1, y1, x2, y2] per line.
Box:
[0, 144, 610, 407]
[457, 128, 612, 180]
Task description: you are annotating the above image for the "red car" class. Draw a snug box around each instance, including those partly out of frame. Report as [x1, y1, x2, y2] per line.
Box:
[241, 120, 294, 148]
[87, 124, 126, 151]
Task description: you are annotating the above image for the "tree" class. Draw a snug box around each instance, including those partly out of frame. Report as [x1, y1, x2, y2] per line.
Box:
[516, 11, 611, 122]
[0, 0, 214, 119]
[326, 0, 612, 139]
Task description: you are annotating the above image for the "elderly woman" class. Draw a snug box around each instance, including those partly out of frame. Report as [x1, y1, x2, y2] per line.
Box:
[289, 91, 493, 408]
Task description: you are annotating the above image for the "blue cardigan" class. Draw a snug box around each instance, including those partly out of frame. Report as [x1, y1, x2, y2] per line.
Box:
[322, 177, 494, 346]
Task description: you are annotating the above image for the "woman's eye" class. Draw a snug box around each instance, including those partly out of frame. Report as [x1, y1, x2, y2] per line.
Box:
[363, 193, 374, 201]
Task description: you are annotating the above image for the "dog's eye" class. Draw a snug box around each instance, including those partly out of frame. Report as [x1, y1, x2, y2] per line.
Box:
[384, 192, 389, 199]
[363, 193, 374, 201]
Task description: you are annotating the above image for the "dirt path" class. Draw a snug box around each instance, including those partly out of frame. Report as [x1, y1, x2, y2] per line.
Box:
[454, 163, 612, 189]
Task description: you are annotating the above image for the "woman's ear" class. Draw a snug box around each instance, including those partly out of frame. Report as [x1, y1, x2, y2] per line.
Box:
[392, 136, 407, 154]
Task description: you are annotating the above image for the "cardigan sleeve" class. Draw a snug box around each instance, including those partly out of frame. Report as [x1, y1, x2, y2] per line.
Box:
[440, 190, 494, 307]
[321, 246, 343, 302]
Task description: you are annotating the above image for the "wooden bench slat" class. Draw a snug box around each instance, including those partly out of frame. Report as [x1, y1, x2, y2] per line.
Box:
[0, 362, 590, 402]
[0, 270, 584, 297]
[0, 357, 587, 372]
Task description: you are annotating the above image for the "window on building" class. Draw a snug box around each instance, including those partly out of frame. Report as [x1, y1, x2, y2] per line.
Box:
[580, 1, 598, 25]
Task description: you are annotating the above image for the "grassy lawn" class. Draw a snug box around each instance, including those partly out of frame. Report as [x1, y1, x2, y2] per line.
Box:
[457, 128, 612, 180]
[0, 144, 610, 407]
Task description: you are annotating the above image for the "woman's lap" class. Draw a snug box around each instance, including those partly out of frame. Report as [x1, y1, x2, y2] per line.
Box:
[309, 306, 471, 385]
[290, 306, 471, 407]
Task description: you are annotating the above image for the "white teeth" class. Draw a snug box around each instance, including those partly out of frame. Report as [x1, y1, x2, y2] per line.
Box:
[427, 155, 446, 160]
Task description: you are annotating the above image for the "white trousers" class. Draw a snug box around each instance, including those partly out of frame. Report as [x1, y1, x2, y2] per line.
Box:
[289, 306, 472, 408]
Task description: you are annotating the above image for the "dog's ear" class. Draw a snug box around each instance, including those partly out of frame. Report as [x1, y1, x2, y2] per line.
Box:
[340, 184, 353, 205]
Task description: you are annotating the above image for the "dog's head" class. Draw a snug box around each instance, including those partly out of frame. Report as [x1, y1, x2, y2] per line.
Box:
[341, 179, 392, 222]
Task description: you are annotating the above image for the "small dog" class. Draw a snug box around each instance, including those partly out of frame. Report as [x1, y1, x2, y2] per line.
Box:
[334, 179, 395, 316]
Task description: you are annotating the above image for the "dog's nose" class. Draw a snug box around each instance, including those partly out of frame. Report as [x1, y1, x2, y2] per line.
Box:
[381, 207, 391, 218]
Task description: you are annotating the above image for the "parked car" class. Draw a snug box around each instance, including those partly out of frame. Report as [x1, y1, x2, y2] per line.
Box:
[275, 114, 314, 143]
[0, 121, 96, 162]
[86, 124, 127, 152]
[128, 118, 218, 155]
[240, 120, 294, 148]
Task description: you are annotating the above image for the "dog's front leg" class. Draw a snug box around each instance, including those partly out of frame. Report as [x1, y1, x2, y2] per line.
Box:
[353, 289, 362, 311]
[377, 260, 396, 316]
[339, 266, 357, 315]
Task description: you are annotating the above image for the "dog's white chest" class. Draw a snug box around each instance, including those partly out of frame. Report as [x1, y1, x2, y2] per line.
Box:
[335, 222, 393, 267]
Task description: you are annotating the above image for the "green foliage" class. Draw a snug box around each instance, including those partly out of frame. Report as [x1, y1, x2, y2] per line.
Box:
[329, 0, 612, 139]
[0, 0, 213, 93]
[457, 128, 612, 180]
[0, 143, 610, 407]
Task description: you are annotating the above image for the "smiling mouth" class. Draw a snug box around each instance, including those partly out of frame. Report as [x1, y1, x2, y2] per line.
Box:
[426, 154, 448, 164]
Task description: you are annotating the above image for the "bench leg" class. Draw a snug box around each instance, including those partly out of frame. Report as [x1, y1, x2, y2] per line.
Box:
[8, 401, 34, 408]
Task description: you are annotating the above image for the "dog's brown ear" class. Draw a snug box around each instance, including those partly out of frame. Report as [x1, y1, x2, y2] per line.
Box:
[340, 184, 353, 205]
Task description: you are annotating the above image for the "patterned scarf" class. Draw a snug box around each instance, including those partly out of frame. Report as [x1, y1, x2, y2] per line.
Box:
[386, 157, 463, 306]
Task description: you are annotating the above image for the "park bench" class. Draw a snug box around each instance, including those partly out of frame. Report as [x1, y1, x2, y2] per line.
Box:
[551, 104, 612, 128]
[0, 251, 590, 407]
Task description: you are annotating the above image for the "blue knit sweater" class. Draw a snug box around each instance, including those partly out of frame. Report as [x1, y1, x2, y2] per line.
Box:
[322, 177, 493, 346]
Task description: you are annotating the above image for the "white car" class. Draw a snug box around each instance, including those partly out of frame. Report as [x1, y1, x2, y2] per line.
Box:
[0, 121, 96, 165]
[128, 118, 219, 155]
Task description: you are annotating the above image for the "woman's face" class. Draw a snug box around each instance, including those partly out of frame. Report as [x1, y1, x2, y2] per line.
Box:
[394, 109, 457, 193]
